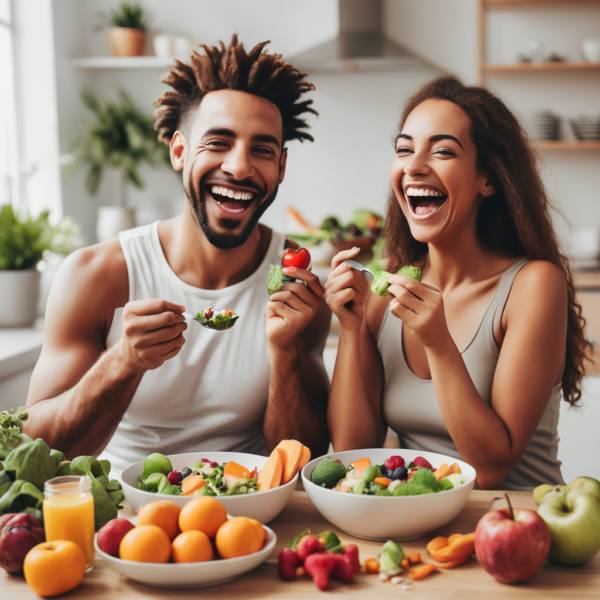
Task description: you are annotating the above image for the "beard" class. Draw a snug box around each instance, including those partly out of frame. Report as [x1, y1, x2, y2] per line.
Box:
[184, 173, 279, 250]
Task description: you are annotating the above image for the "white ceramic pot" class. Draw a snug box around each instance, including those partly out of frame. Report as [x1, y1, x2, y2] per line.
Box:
[153, 33, 174, 58]
[0, 269, 41, 327]
[582, 38, 600, 63]
[96, 207, 136, 242]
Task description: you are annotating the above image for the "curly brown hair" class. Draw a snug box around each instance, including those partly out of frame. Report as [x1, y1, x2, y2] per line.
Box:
[383, 75, 587, 406]
[154, 34, 317, 145]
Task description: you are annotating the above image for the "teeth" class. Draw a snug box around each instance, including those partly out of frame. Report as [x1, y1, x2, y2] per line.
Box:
[406, 187, 444, 197]
[211, 186, 255, 201]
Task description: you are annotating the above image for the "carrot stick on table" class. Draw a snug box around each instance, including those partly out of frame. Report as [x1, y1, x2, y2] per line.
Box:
[406, 551, 421, 564]
[410, 564, 436, 580]
[437, 556, 471, 569]
[426, 537, 448, 554]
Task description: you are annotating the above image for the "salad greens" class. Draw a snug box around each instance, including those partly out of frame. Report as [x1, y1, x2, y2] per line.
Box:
[267, 264, 285, 296]
[0, 433, 124, 530]
[0, 407, 32, 461]
[193, 460, 259, 496]
[197, 308, 239, 330]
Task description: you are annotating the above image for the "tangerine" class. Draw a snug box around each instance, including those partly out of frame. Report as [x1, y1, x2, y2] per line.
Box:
[172, 530, 214, 563]
[119, 525, 171, 563]
[248, 518, 266, 547]
[215, 516, 263, 559]
[178, 497, 227, 538]
[138, 500, 181, 540]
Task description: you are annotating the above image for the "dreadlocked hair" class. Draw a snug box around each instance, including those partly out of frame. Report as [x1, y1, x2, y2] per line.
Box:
[154, 34, 317, 145]
[383, 75, 587, 407]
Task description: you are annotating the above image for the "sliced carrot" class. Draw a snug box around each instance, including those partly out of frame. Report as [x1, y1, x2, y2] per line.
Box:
[374, 477, 391, 487]
[365, 557, 379, 574]
[350, 458, 371, 471]
[426, 536, 448, 554]
[449, 462, 461, 475]
[437, 556, 471, 569]
[410, 563, 436, 581]
[275, 440, 303, 484]
[257, 448, 284, 491]
[298, 445, 311, 471]
[401, 557, 410, 570]
[284, 206, 319, 232]
[223, 461, 250, 479]
[181, 475, 207, 495]
[406, 552, 421, 565]
[434, 463, 453, 481]
[446, 532, 475, 558]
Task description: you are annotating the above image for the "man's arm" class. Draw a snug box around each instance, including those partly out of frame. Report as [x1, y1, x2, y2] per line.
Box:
[264, 266, 331, 457]
[24, 244, 187, 458]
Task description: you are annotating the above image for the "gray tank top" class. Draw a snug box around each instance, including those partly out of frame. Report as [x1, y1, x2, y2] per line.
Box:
[378, 258, 564, 491]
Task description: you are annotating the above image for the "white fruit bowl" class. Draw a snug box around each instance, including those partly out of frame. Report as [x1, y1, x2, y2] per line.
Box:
[95, 523, 276, 589]
[302, 448, 476, 541]
[121, 452, 297, 524]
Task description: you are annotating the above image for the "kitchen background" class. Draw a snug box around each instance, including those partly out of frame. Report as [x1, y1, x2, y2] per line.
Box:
[1, 0, 599, 481]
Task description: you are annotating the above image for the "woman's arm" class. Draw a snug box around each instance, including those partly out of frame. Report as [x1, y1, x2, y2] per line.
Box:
[325, 249, 387, 450]
[388, 261, 567, 489]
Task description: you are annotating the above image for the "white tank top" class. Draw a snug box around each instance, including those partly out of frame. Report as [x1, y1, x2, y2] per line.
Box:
[98, 221, 285, 477]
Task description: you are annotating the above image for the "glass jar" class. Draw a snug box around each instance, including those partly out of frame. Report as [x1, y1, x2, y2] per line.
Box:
[43, 475, 95, 572]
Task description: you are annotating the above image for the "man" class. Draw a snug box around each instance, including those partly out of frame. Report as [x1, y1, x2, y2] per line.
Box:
[24, 35, 331, 475]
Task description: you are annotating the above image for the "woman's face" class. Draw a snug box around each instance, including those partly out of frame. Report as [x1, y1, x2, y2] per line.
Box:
[390, 98, 492, 245]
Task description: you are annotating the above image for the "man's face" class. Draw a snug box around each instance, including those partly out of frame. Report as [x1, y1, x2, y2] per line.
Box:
[172, 89, 287, 249]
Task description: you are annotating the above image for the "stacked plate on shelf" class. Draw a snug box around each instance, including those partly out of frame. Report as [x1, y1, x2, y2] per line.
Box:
[525, 111, 560, 140]
[570, 115, 600, 141]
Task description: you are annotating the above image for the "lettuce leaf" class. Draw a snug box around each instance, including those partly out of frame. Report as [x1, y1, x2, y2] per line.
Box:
[267, 264, 284, 296]
[397, 265, 421, 281]
[2, 438, 56, 490]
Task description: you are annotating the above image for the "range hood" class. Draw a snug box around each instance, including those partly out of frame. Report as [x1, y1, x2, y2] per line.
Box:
[289, 0, 422, 72]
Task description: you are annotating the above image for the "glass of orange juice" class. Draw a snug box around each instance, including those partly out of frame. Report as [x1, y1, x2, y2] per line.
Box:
[43, 476, 95, 572]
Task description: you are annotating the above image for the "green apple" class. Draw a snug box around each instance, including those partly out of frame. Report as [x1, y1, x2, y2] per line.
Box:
[563, 476, 600, 503]
[537, 489, 600, 565]
[533, 483, 555, 505]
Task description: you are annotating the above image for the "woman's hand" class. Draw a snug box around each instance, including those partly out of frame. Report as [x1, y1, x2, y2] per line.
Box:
[387, 275, 451, 348]
[324, 248, 370, 333]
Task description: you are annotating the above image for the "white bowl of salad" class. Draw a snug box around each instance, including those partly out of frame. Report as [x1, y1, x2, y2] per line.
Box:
[301, 448, 476, 541]
[121, 451, 298, 524]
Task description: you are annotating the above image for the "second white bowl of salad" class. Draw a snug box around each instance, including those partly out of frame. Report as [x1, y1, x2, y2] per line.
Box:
[302, 448, 476, 541]
[121, 451, 298, 524]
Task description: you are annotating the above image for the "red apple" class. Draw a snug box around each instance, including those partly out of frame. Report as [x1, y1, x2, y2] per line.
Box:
[0, 513, 46, 574]
[97, 518, 135, 557]
[475, 497, 551, 583]
[282, 248, 311, 270]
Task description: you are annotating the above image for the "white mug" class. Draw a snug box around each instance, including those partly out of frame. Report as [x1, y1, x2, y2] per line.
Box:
[581, 38, 600, 63]
[153, 34, 174, 58]
[174, 35, 195, 58]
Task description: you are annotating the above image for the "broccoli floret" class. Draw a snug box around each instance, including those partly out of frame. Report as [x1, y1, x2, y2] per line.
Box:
[439, 477, 453, 491]
[411, 467, 441, 492]
[311, 458, 347, 489]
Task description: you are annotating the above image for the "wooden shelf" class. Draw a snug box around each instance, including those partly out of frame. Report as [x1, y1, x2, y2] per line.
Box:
[72, 56, 178, 69]
[534, 140, 600, 150]
[484, 61, 600, 72]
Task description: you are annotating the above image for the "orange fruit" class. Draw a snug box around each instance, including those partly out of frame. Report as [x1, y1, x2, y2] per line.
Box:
[120, 525, 171, 563]
[179, 497, 227, 538]
[248, 518, 266, 548]
[215, 516, 263, 559]
[138, 500, 181, 540]
[24, 541, 85, 597]
[172, 530, 214, 563]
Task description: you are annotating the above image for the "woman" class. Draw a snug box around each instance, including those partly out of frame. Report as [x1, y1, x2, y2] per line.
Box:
[324, 76, 587, 490]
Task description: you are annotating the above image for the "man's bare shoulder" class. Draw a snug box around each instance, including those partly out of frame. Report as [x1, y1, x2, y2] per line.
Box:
[47, 237, 128, 334]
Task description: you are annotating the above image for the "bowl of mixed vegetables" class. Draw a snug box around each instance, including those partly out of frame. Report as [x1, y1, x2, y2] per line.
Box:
[121, 450, 300, 524]
[301, 449, 476, 541]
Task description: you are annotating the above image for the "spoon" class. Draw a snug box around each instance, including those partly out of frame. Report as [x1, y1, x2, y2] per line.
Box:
[183, 311, 239, 331]
[343, 259, 375, 282]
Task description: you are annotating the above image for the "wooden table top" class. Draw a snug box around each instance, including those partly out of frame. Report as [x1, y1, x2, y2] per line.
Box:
[3, 489, 599, 599]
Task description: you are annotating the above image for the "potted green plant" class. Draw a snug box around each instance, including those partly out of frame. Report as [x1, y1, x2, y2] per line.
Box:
[0, 206, 83, 327]
[97, 1, 152, 57]
[74, 88, 170, 242]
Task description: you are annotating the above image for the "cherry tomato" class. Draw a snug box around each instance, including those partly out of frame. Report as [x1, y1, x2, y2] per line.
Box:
[282, 248, 311, 270]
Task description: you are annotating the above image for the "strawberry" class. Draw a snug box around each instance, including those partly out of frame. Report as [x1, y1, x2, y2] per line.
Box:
[413, 456, 433, 470]
[304, 553, 337, 590]
[384, 455, 405, 471]
[167, 471, 181, 486]
[296, 535, 326, 562]
[278, 548, 302, 580]
[344, 544, 361, 574]
[332, 554, 355, 583]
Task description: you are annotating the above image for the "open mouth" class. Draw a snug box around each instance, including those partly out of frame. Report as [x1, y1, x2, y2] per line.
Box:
[405, 186, 448, 217]
[207, 184, 260, 214]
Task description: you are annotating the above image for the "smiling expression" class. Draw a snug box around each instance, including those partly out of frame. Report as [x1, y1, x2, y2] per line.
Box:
[172, 89, 287, 249]
[390, 98, 492, 245]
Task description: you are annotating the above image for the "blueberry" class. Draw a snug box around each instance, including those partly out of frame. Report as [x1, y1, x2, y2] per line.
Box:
[392, 467, 408, 481]
[181, 467, 192, 479]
